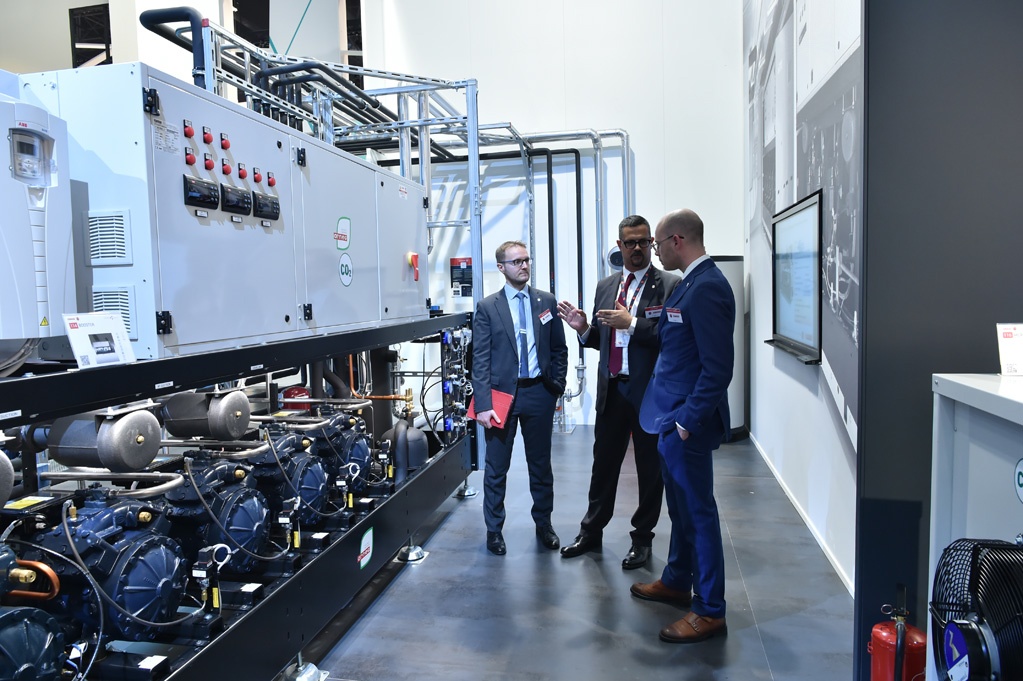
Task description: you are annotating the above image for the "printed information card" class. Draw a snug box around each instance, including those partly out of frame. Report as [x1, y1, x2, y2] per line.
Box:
[996, 323, 1023, 376]
[62, 312, 136, 370]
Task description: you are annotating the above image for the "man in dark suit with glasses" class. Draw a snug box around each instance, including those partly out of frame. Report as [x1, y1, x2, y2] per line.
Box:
[631, 208, 735, 644]
[471, 240, 568, 555]
[557, 215, 679, 569]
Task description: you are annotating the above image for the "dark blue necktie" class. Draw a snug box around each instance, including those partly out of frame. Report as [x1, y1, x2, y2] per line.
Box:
[516, 292, 529, 378]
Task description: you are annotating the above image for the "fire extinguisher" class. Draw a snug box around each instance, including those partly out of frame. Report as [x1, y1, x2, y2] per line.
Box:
[868, 587, 927, 681]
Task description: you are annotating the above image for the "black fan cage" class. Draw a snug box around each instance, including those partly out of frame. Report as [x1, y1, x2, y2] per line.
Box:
[931, 538, 1023, 677]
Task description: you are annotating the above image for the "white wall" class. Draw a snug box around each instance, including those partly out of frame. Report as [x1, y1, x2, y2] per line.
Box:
[361, 0, 745, 426]
[270, 0, 345, 63]
[748, 227, 857, 589]
[743, 0, 861, 592]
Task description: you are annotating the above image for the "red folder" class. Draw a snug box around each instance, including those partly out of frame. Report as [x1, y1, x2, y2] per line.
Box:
[466, 389, 514, 428]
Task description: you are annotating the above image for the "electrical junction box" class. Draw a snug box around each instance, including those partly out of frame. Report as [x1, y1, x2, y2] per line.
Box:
[18, 62, 429, 359]
[0, 74, 75, 342]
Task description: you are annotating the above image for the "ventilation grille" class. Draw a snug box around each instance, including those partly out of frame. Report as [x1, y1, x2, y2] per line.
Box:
[92, 288, 134, 339]
[87, 210, 131, 265]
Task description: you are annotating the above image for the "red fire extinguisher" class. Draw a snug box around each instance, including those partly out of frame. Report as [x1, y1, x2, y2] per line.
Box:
[868, 590, 927, 681]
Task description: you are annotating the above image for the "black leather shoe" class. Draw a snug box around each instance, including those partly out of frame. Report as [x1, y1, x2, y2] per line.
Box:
[487, 531, 506, 555]
[560, 533, 602, 558]
[622, 545, 651, 570]
[536, 524, 560, 550]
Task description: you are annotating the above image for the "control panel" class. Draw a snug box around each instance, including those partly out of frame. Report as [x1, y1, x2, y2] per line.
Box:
[17, 62, 428, 360]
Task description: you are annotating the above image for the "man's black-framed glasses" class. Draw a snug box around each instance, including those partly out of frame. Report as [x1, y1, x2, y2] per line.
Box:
[499, 257, 531, 267]
[652, 234, 682, 253]
[621, 238, 654, 250]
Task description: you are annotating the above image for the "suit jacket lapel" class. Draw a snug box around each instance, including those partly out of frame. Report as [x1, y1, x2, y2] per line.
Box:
[666, 260, 714, 310]
[496, 292, 517, 349]
[529, 287, 544, 355]
[639, 267, 661, 310]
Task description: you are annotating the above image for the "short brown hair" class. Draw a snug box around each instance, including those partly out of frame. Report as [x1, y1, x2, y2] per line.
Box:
[496, 240, 527, 262]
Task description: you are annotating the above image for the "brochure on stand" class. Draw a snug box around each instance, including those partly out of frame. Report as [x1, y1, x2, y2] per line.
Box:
[996, 323, 1023, 376]
[62, 312, 136, 370]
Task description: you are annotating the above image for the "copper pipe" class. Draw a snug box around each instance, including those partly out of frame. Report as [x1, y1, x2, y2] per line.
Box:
[347, 356, 409, 402]
[7, 559, 60, 600]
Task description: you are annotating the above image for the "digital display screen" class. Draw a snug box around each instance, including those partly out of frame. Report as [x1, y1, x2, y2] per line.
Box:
[769, 190, 822, 363]
[221, 184, 252, 215]
[253, 191, 280, 220]
[183, 175, 220, 209]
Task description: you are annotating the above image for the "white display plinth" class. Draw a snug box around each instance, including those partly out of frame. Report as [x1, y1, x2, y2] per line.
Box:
[928, 374, 1023, 681]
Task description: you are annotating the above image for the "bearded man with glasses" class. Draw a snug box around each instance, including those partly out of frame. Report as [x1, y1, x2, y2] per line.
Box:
[471, 240, 568, 556]
[556, 215, 680, 569]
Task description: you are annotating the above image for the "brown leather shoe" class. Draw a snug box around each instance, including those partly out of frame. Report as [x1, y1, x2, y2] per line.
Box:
[629, 579, 692, 606]
[659, 611, 727, 643]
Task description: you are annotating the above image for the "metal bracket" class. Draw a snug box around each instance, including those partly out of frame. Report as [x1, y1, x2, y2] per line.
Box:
[143, 87, 161, 116]
[296, 148, 307, 167]
[303, 304, 313, 321]
[156, 311, 173, 335]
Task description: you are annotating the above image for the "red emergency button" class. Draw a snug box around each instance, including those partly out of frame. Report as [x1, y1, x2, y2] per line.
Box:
[204, 155, 215, 171]
[185, 152, 196, 166]
[202, 128, 213, 144]
[267, 174, 276, 188]
[253, 171, 263, 183]
[183, 123, 194, 138]
[222, 161, 232, 175]
[220, 134, 230, 150]
[238, 166, 248, 180]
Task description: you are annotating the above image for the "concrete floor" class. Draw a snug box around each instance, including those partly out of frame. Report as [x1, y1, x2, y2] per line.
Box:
[314, 427, 854, 681]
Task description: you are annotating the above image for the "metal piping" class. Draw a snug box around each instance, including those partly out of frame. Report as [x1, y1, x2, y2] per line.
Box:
[139, 7, 207, 88]
[522, 130, 606, 279]
[256, 62, 455, 161]
[599, 129, 633, 215]
[40, 470, 185, 498]
[323, 362, 353, 399]
[419, 91, 434, 252]
[397, 94, 412, 178]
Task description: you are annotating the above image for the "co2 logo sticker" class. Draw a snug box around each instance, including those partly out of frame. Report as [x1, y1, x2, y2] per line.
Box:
[338, 253, 354, 286]
[1015, 458, 1023, 504]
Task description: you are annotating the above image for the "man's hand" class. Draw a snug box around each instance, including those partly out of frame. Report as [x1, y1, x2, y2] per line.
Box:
[476, 410, 501, 429]
[595, 301, 634, 330]
[557, 300, 589, 334]
[676, 423, 689, 441]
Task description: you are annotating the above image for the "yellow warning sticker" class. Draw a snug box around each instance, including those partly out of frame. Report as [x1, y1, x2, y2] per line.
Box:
[40, 317, 49, 327]
[5, 495, 50, 510]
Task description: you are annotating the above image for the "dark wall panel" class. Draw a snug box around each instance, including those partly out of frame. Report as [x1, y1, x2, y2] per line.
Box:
[856, 1, 1023, 678]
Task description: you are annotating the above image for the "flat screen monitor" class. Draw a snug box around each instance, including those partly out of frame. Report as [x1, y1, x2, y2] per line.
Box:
[766, 190, 822, 364]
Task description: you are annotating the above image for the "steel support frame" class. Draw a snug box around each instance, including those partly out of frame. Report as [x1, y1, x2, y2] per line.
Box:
[162, 434, 472, 680]
[0, 315, 470, 430]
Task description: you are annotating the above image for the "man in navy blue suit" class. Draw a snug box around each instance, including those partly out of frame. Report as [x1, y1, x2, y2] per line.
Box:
[471, 240, 568, 556]
[630, 209, 735, 644]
